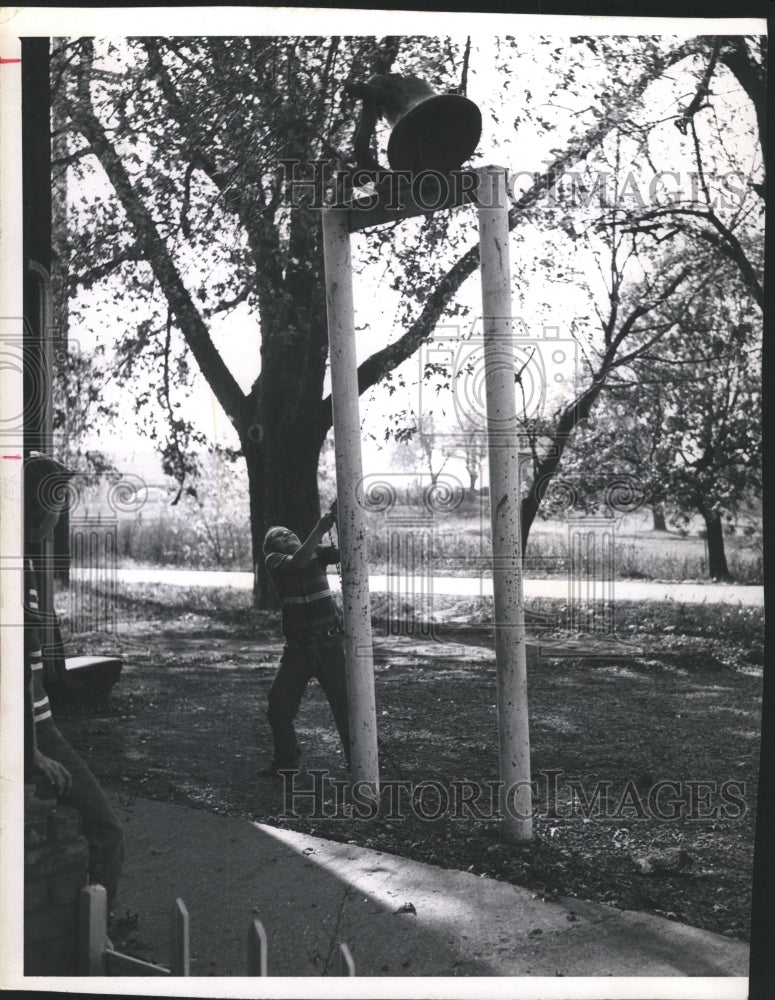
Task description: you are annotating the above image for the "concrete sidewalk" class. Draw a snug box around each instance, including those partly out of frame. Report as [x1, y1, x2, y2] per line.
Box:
[111, 567, 764, 605]
[108, 792, 749, 979]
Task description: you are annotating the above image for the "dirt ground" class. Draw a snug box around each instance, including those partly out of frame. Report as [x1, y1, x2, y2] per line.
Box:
[52, 586, 762, 947]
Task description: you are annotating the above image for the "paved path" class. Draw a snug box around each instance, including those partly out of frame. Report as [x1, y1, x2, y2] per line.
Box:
[110, 794, 749, 982]
[111, 568, 764, 606]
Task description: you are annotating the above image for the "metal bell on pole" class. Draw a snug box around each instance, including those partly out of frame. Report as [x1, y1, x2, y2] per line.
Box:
[347, 74, 482, 175]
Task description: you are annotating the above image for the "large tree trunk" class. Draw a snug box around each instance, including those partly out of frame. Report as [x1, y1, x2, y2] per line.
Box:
[519, 379, 609, 553]
[247, 205, 329, 608]
[242, 401, 324, 609]
[651, 504, 667, 531]
[700, 506, 733, 581]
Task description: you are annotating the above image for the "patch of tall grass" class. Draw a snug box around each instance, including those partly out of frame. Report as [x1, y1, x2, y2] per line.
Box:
[364, 510, 763, 584]
[112, 505, 762, 584]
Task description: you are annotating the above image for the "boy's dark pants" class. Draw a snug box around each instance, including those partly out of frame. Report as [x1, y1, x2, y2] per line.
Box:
[267, 634, 351, 767]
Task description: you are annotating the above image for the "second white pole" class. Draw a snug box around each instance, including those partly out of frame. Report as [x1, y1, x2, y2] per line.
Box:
[477, 166, 533, 842]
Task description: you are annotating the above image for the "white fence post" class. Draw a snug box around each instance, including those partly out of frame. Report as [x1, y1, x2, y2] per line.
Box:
[337, 941, 356, 976]
[169, 897, 190, 976]
[247, 918, 268, 975]
[78, 883, 108, 975]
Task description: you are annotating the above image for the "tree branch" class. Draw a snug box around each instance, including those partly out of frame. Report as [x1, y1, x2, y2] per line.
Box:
[622, 207, 763, 309]
[69, 242, 144, 292]
[141, 38, 283, 286]
[674, 37, 720, 135]
[718, 37, 766, 159]
[70, 39, 248, 431]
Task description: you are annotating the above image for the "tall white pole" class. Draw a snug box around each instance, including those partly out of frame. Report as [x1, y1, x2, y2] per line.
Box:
[322, 206, 380, 795]
[477, 167, 532, 842]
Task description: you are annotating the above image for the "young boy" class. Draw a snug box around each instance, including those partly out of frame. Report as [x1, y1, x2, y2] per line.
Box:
[24, 453, 124, 909]
[262, 503, 351, 773]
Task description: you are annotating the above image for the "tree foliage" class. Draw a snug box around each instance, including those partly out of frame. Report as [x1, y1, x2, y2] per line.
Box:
[52, 342, 118, 483]
[557, 274, 761, 580]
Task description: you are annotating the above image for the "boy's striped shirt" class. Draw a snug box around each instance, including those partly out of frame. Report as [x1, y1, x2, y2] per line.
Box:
[265, 546, 340, 639]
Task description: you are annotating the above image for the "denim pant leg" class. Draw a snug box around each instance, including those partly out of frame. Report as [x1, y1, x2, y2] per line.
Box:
[267, 644, 314, 765]
[314, 638, 351, 765]
[36, 723, 124, 908]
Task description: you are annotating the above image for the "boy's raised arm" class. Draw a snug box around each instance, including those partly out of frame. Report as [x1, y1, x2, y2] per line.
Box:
[289, 503, 337, 569]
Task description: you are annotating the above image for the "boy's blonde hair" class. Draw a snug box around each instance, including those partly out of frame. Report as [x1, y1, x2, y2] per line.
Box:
[262, 526, 286, 554]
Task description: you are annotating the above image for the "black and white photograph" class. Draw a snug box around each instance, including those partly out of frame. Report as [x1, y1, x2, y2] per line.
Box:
[0, 5, 770, 997]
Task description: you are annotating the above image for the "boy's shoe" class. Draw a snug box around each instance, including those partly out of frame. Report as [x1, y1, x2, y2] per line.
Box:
[257, 759, 302, 779]
[257, 761, 319, 793]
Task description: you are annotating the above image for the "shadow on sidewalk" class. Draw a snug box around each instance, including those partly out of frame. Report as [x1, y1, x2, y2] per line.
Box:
[108, 792, 749, 979]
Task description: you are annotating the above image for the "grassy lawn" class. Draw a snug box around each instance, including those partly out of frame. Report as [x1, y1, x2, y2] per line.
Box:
[53, 581, 763, 946]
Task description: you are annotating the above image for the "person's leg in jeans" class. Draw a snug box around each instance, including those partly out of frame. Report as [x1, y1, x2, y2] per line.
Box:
[35, 724, 124, 909]
[267, 643, 314, 766]
[314, 637, 351, 766]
